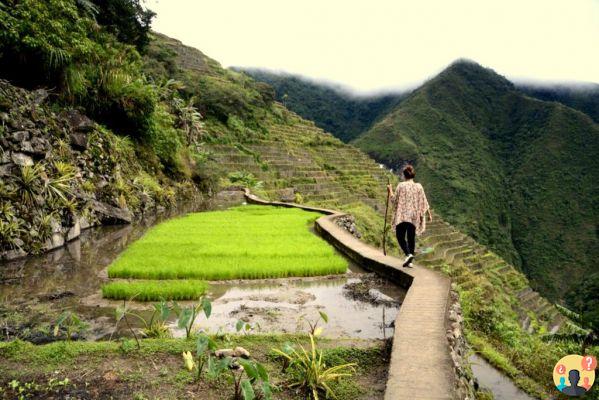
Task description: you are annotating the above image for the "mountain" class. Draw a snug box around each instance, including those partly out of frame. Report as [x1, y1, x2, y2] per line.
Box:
[238, 68, 405, 141]
[517, 82, 599, 122]
[354, 60, 599, 301]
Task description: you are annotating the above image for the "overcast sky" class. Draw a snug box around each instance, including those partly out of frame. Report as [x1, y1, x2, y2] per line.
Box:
[147, 0, 599, 94]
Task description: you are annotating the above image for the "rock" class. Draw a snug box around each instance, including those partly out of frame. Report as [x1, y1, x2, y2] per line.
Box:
[11, 130, 29, 142]
[452, 327, 461, 339]
[0, 248, 27, 261]
[368, 288, 395, 303]
[233, 346, 251, 359]
[215, 349, 234, 358]
[80, 216, 91, 230]
[278, 188, 295, 202]
[91, 200, 133, 224]
[32, 88, 48, 105]
[0, 163, 13, 176]
[66, 219, 81, 241]
[30, 137, 50, 155]
[50, 217, 62, 233]
[0, 150, 10, 164]
[229, 361, 243, 371]
[11, 152, 33, 166]
[64, 110, 95, 133]
[449, 310, 459, 322]
[20, 141, 34, 153]
[45, 232, 65, 250]
[69, 131, 88, 150]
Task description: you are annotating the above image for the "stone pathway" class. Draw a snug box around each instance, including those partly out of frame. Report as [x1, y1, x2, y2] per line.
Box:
[245, 191, 455, 399]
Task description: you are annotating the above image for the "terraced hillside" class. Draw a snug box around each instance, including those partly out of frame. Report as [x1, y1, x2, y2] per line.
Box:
[203, 104, 398, 246]
[418, 218, 566, 334]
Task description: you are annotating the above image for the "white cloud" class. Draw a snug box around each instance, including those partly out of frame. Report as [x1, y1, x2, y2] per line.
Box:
[147, 0, 599, 93]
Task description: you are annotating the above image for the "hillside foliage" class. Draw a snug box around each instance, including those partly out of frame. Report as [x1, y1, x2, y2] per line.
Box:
[518, 83, 599, 123]
[354, 61, 599, 301]
[240, 69, 405, 142]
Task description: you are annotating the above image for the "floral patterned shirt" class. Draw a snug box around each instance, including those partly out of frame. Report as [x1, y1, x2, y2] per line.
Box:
[390, 180, 430, 235]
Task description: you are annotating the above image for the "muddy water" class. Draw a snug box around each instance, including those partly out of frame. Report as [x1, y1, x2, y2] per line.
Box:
[173, 268, 404, 339]
[1, 197, 404, 342]
[470, 354, 537, 400]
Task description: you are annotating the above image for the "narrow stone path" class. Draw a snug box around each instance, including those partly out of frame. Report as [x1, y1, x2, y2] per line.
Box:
[244, 191, 455, 399]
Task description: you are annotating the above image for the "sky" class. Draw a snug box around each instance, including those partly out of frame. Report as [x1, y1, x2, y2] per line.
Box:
[147, 0, 599, 94]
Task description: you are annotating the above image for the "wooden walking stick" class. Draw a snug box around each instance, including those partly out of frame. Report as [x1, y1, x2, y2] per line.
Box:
[382, 176, 391, 256]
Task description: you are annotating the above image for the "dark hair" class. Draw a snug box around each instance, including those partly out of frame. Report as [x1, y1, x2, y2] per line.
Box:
[403, 164, 416, 179]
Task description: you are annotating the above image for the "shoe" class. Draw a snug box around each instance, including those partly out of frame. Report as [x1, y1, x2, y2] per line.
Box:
[406, 262, 414, 268]
[403, 254, 414, 267]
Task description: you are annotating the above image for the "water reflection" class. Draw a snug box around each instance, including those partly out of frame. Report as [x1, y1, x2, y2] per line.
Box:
[470, 354, 536, 400]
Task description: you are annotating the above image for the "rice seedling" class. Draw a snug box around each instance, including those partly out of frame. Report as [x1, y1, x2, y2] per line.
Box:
[107, 205, 348, 282]
[102, 280, 208, 301]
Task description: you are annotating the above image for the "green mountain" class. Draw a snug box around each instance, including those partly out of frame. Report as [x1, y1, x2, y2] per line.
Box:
[354, 60, 599, 301]
[517, 82, 599, 122]
[238, 68, 405, 141]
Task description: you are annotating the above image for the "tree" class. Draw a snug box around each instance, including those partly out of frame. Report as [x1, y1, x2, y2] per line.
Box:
[91, 0, 155, 52]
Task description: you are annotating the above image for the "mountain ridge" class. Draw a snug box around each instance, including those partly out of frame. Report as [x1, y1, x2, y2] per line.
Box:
[238, 67, 406, 142]
[353, 60, 599, 301]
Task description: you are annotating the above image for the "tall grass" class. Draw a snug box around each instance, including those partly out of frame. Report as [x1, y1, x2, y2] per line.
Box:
[102, 280, 208, 301]
[107, 205, 348, 282]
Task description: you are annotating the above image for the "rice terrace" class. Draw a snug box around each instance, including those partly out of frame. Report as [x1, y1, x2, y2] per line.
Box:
[0, 1, 597, 400]
[106, 206, 348, 285]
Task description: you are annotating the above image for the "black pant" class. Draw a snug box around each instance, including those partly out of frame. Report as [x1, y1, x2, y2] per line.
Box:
[396, 222, 415, 256]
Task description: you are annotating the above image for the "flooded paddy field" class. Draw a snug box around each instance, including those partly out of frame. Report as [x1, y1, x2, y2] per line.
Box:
[0, 199, 404, 344]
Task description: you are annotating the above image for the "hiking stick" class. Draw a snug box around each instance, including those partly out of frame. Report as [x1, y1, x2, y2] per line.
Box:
[382, 176, 391, 256]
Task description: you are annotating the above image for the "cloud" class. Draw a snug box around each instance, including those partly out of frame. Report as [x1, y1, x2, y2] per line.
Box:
[147, 0, 599, 93]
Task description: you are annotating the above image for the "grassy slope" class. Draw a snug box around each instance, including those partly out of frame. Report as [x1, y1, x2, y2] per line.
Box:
[105, 206, 347, 296]
[354, 61, 599, 300]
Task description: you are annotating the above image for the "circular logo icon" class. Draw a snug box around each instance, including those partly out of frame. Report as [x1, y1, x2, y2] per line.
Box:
[553, 355, 596, 396]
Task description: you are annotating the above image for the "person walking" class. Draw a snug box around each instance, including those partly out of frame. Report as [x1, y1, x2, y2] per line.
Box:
[387, 164, 432, 267]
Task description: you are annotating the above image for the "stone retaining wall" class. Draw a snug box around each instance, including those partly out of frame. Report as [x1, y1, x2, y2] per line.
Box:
[243, 189, 474, 399]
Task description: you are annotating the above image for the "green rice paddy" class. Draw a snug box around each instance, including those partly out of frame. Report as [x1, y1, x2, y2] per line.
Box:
[102, 280, 208, 301]
[102, 205, 348, 300]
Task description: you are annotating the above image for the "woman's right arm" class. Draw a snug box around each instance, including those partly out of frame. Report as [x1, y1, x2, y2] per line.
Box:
[387, 183, 399, 203]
